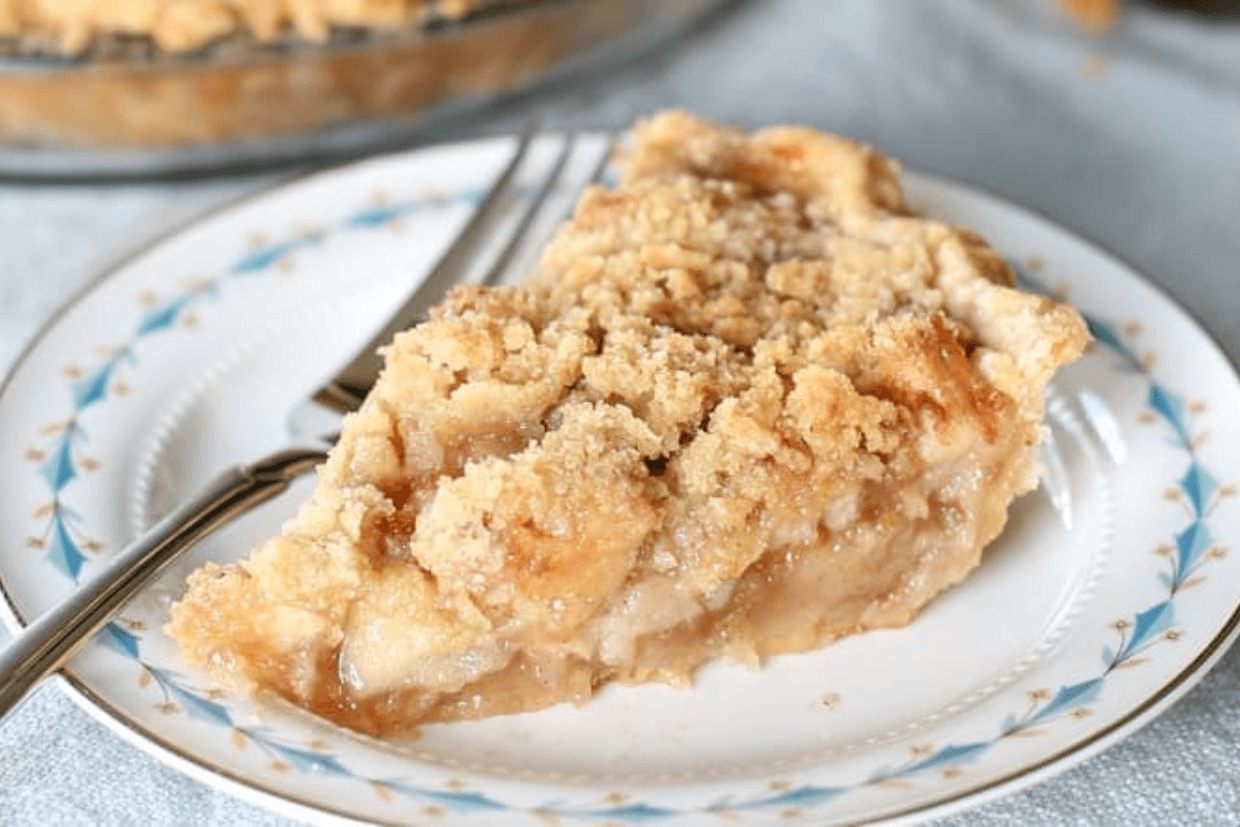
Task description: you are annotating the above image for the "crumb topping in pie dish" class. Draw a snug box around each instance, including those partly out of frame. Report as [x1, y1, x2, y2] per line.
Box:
[0, 0, 494, 53]
[167, 111, 1089, 736]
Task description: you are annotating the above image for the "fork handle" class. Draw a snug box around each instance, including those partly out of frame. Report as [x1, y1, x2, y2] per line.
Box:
[0, 447, 327, 721]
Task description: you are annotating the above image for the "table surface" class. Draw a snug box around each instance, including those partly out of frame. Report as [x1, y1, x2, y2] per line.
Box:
[3, 1, 1240, 823]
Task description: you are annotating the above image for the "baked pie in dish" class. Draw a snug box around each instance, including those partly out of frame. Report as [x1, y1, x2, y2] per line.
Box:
[168, 111, 1089, 737]
[0, 0, 725, 167]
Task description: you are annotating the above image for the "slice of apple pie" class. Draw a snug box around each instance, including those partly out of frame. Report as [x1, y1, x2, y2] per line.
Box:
[168, 111, 1088, 736]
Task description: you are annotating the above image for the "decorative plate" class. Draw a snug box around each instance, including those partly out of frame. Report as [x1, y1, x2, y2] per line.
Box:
[2, 133, 1239, 826]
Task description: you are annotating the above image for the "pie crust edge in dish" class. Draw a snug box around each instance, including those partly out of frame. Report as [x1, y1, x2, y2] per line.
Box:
[0, 0, 722, 149]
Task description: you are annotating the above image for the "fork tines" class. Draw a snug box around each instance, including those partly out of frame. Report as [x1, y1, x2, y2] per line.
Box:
[475, 129, 619, 288]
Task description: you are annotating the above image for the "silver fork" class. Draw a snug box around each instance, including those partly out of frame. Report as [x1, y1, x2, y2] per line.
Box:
[0, 127, 616, 720]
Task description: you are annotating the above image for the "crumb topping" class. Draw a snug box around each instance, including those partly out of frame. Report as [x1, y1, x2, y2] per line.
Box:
[0, 0, 497, 54]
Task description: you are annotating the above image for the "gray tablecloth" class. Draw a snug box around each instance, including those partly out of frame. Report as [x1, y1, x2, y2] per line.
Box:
[3, 0, 1240, 823]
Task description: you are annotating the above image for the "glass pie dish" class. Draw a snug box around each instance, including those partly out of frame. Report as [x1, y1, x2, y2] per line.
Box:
[0, 0, 732, 180]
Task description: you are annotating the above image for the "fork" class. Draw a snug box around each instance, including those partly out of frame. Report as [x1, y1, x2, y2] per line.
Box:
[0, 126, 616, 720]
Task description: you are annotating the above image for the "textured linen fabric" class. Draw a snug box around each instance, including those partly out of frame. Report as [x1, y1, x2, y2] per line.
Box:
[3, 1, 1240, 823]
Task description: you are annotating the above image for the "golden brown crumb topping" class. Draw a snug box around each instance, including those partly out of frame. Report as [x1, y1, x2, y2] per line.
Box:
[0, 0, 497, 54]
[168, 111, 1088, 735]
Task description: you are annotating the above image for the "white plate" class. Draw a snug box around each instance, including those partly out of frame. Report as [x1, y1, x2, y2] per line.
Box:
[3, 134, 1240, 826]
